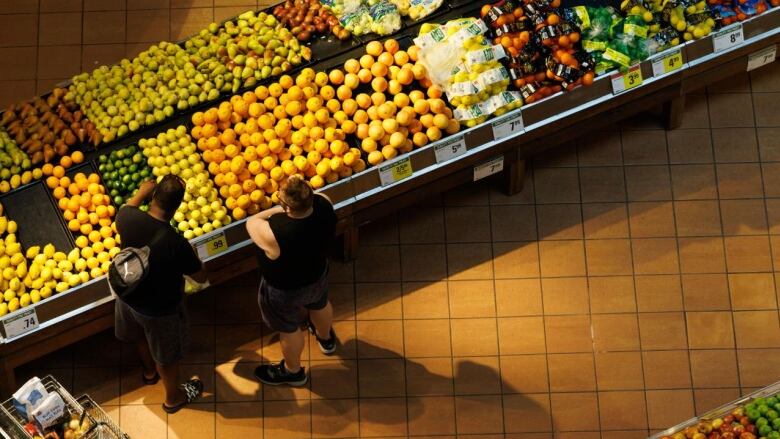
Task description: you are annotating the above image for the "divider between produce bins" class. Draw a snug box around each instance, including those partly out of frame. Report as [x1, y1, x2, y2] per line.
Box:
[0, 182, 75, 254]
[745, 5, 780, 37]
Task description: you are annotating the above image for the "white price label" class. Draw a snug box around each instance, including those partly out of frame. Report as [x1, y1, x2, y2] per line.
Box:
[473, 156, 504, 181]
[651, 48, 684, 77]
[713, 23, 744, 53]
[194, 231, 228, 260]
[434, 135, 467, 164]
[379, 157, 413, 186]
[491, 111, 524, 141]
[3, 308, 39, 339]
[747, 45, 777, 72]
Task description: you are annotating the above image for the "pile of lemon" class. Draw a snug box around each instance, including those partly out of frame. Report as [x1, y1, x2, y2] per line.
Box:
[0, 200, 115, 317]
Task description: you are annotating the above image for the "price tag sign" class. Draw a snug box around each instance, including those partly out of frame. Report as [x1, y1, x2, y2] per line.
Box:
[379, 157, 413, 186]
[473, 156, 504, 181]
[651, 48, 684, 77]
[3, 308, 39, 339]
[747, 45, 777, 71]
[195, 231, 228, 259]
[434, 135, 467, 164]
[491, 111, 524, 141]
[611, 65, 643, 94]
[713, 23, 744, 53]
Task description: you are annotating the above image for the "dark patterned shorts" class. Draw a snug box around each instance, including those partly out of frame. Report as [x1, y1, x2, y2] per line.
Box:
[258, 269, 329, 333]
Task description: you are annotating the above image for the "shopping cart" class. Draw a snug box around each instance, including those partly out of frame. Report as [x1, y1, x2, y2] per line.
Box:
[0, 375, 129, 439]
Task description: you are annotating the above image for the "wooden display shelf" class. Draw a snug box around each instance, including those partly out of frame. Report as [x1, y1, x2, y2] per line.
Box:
[0, 7, 778, 396]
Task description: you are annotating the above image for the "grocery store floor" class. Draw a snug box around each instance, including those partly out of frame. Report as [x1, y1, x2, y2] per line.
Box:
[10, 65, 780, 438]
[3, 3, 780, 439]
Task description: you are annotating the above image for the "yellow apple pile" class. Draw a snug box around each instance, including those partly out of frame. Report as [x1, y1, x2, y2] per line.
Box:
[140, 126, 231, 238]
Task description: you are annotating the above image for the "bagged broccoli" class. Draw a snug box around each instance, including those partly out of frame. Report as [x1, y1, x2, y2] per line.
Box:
[369, 1, 402, 35]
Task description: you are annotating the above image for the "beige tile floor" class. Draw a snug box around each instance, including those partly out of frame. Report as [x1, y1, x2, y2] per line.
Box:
[11, 64, 780, 438]
[2, 2, 780, 438]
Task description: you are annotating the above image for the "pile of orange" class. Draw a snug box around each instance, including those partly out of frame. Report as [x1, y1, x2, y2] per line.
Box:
[328, 39, 460, 166]
[0, 150, 85, 194]
[191, 67, 367, 220]
[47, 170, 119, 274]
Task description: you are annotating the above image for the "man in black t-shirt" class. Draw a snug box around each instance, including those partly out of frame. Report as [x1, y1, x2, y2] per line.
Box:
[114, 175, 204, 414]
[247, 175, 337, 386]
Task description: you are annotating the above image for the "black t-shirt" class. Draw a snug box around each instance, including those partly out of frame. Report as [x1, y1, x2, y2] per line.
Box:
[115, 206, 202, 316]
[258, 196, 337, 289]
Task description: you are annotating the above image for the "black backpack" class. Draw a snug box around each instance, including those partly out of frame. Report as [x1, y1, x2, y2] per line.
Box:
[108, 228, 166, 299]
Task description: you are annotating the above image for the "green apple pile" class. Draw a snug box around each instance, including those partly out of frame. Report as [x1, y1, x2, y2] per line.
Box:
[98, 145, 153, 207]
[747, 396, 780, 438]
[139, 126, 231, 239]
[183, 10, 312, 92]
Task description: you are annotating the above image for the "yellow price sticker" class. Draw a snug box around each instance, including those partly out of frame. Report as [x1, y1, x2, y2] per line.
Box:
[663, 52, 683, 73]
[652, 49, 683, 77]
[623, 69, 643, 89]
[195, 232, 228, 259]
[379, 157, 413, 186]
[611, 65, 643, 94]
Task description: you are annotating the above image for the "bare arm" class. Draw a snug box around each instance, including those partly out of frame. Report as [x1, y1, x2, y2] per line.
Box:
[246, 206, 284, 260]
[126, 180, 156, 207]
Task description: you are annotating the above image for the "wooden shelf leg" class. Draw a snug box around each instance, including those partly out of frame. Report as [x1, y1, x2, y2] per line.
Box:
[663, 94, 686, 130]
[502, 156, 527, 196]
[0, 358, 15, 398]
[339, 226, 359, 262]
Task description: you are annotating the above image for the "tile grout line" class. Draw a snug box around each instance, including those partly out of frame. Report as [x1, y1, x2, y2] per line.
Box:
[703, 87, 745, 400]
[33, 0, 40, 90]
[439, 200, 459, 438]
[746, 65, 780, 399]
[482, 179, 505, 437]
[391, 211, 411, 438]
[662, 108, 700, 422]
[617, 125, 651, 434]
[530, 164, 555, 436]
[440, 194, 460, 437]
[574, 141, 605, 439]
[351, 243, 362, 439]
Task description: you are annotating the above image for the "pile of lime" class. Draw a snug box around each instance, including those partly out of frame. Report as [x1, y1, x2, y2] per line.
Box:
[747, 396, 780, 438]
[97, 145, 152, 207]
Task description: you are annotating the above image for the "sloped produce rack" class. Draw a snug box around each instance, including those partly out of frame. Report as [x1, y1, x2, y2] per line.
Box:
[0, 1, 777, 407]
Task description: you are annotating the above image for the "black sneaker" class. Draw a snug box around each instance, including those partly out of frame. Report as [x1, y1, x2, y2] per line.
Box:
[162, 378, 203, 414]
[254, 360, 308, 387]
[308, 321, 337, 355]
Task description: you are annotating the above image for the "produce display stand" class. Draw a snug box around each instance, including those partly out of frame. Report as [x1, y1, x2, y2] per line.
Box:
[651, 380, 780, 439]
[0, 375, 128, 439]
[0, 2, 777, 398]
